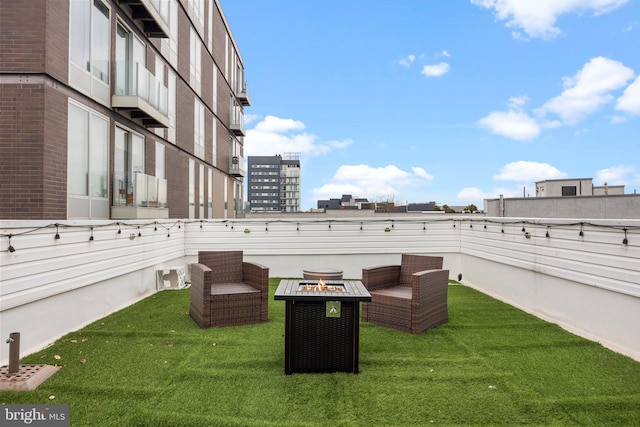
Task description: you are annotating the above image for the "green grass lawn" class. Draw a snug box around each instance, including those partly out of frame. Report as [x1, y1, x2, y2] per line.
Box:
[2, 280, 640, 426]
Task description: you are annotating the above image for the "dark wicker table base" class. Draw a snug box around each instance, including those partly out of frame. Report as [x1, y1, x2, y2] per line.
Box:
[284, 300, 360, 374]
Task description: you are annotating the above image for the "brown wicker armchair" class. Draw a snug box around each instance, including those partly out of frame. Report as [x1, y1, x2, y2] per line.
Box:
[361, 254, 449, 334]
[190, 251, 269, 328]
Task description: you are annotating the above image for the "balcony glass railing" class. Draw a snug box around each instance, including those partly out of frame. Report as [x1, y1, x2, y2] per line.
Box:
[113, 172, 167, 208]
[230, 105, 245, 134]
[115, 63, 168, 116]
[229, 153, 245, 176]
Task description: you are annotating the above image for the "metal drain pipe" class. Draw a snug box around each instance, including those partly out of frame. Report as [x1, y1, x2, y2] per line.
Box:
[6, 332, 20, 375]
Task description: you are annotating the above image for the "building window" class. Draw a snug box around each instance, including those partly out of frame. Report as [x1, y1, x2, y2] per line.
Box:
[199, 164, 205, 218]
[207, 0, 213, 51]
[190, 28, 202, 94]
[69, 0, 110, 102]
[115, 22, 145, 97]
[167, 70, 177, 143]
[562, 186, 577, 197]
[189, 159, 195, 219]
[212, 69, 218, 114]
[160, 0, 178, 67]
[194, 99, 205, 159]
[212, 117, 217, 166]
[208, 168, 213, 218]
[188, 0, 205, 33]
[68, 101, 108, 198]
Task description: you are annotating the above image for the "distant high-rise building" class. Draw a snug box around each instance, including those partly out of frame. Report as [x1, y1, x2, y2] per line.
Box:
[248, 154, 301, 212]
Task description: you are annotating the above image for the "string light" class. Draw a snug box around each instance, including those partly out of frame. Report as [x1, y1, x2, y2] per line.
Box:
[546, 226, 550, 238]
[579, 223, 584, 237]
[623, 228, 628, 245]
[89, 227, 94, 241]
[7, 234, 15, 253]
[54, 223, 60, 240]
[154, 222, 157, 231]
[137, 226, 141, 237]
[117, 222, 122, 234]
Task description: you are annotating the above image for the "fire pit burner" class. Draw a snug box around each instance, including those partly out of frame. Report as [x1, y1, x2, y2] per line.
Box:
[297, 281, 345, 292]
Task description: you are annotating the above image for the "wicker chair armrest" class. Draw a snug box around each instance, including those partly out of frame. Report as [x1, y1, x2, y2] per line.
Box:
[362, 265, 401, 291]
[411, 269, 449, 301]
[243, 261, 269, 292]
[191, 263, 212, 293]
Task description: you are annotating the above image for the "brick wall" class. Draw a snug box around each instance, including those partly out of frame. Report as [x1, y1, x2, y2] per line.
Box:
[0, 82, 46, 219]
[0, 0, 46, 72]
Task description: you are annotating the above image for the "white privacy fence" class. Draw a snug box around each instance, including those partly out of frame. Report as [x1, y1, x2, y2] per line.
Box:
[1, 216, 639, 364]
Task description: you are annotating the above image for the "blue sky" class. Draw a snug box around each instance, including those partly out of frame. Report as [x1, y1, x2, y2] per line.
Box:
[220, 0, 640, 210]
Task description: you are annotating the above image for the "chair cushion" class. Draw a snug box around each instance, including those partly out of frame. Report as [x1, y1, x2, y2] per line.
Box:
[371, 286, 412, 299]
[210, 283, 260, 296]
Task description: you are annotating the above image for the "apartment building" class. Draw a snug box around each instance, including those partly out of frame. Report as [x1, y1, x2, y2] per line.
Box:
[485, 178, 639, 218]
[0, 0, 248, 220]
[247, 154, 301, 212]
[535, 178, 624, 197]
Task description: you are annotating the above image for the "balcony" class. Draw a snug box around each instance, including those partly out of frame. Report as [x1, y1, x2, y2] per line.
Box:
[229, 108, 245, 136]
[236, 81, 251, 106]
[113, 64, 170, 128]
[229, 154, 244, 177]
[111, 172, 168, 219]
[119, 0, 170, 38]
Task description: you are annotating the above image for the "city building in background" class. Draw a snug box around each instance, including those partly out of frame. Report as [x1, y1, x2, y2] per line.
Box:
[535, 178, 624, 197]
[247, 154, 301, 212]
[485, 178, 639, 218]
[317, 195, 370, 210]
[0, 0, 248, 220]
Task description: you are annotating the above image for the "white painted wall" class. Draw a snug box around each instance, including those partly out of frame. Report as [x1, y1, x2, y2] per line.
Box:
[1, 216, 638, 365]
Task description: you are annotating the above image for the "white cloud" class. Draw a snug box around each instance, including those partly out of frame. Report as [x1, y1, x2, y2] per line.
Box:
[494, 161, 568, 182]
[616, 76, 640, 115]
[421, 62, 450, 77]
[477, 110, 541, 140]
[479, 57, 637, 140]
[254, 115, 305, 133]
[412, 167, 435, 181]
[244, 115, 353, 158]
[470, 0, 629, 39]
[595, 165, 639, 185]
[399, 54, 416, 68]
[457, 187, 489, 201]
[312, 164, 433, 201]
[538, 57, 634, 124]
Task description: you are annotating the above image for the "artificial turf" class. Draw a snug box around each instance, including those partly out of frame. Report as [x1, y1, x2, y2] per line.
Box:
[2, 280, 639, 426]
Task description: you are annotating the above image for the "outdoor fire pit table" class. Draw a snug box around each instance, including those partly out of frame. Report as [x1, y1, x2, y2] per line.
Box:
[274, 279, 371, 374]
